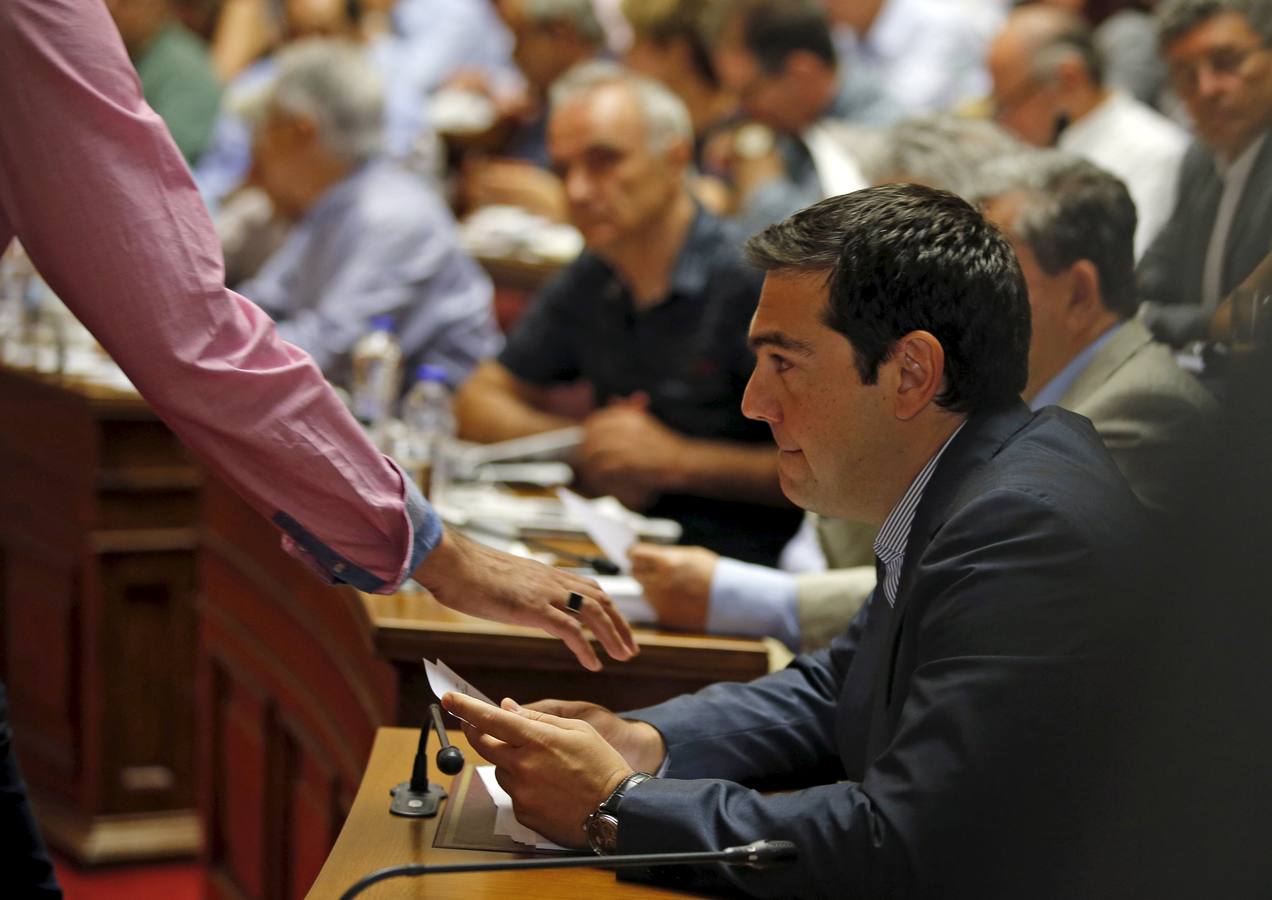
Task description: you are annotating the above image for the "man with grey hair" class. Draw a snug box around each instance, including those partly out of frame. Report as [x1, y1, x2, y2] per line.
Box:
[238, 39, 500, 388]
[1137, 0, 1272, 344]
[974, 150, 1216, 512]
[456, 62, 802, 566]
[987, 5, 1188, 258]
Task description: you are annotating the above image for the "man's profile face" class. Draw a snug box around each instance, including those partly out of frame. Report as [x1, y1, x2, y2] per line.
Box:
[547, 84, 684, 254]
[1166, 12, 1272, 160]
[713, 19, 805, 133]
[984, 194, 1073, 402]
[741, 270, 891, 520]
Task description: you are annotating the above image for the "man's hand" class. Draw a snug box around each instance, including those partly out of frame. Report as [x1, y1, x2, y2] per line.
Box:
[628, 543, 719, 632]
[575, 394, 685, 508]
[444, 693, 636, 848]
[413, 528, 639, 671]
[460, 157, 567, 221]
[524, 698, 667, 773]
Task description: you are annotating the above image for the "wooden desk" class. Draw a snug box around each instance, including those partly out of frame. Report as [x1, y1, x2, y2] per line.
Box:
[307, 728, 689, 899]
[0, 364, 202, 862]
[198, 477, 778, 899]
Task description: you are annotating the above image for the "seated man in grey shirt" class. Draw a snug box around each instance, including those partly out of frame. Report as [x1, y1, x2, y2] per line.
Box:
[635, 151, 1215, 653]
[236, 39, 500, 389]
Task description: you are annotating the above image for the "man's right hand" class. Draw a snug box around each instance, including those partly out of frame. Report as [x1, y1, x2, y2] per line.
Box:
[413, 527, 638, 671]
[525, 698, 667, 774]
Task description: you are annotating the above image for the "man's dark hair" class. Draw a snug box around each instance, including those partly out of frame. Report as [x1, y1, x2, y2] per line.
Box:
[725, 0, 836, 73]
[970, 151, 1139, 318]
[745, 184, 1031, 413]
[1157, 0, 1272, 47]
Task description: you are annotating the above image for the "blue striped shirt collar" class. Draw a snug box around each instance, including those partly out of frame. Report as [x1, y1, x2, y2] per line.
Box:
[873, 422, 966, 606]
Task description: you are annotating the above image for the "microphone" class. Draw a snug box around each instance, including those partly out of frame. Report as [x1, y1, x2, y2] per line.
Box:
[388, 703, 465, 818]
[339, 839, 798, 899]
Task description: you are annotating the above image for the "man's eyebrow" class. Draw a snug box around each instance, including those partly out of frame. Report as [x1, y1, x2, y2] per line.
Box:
[749, 331, 815, 355]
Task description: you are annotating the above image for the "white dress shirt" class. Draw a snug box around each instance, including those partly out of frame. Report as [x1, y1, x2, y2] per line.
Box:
[1058, 91, 1189, 260]
[1202, 132, 1269, 309]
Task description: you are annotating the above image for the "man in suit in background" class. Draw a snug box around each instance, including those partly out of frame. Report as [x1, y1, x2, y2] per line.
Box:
[1136, 0, 1272, 345]
[446, 184, 1156, 898]
[629, 150, 1215, 654]
[977, 150, 1217, 512]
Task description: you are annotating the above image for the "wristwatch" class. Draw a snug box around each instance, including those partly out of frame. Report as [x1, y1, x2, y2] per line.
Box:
[583, 772, 654, 855]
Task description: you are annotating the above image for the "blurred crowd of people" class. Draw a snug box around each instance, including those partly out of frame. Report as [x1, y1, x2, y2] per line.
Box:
[105, 0, 1272, 642]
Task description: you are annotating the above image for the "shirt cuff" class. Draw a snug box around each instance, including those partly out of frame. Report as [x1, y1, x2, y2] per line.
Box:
[707, 558, 800, 652]
[272, 461, 444, 594]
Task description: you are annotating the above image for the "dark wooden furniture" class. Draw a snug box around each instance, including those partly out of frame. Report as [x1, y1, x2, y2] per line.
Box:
[307, 727, 689, 899]
[198, 477, 777, 900]
[0, 364, 202, 863]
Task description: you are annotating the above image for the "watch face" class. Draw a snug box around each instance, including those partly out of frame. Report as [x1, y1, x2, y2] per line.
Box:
[585, 812, 619, 854]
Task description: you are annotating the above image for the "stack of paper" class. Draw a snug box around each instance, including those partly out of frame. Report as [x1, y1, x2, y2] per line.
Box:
[475, 766, 566, 851]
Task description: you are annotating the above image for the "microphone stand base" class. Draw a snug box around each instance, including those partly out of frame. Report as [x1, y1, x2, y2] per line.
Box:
[389, 781, 447, 818]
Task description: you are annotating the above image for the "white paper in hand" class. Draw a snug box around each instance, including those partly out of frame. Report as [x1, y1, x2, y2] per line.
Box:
[476, 766, 565, 850]
[424, 658, 495, 709]
[556, 487, 637, 573]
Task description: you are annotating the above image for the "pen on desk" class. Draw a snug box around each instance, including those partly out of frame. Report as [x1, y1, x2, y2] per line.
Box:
[445, 520, 621, 575]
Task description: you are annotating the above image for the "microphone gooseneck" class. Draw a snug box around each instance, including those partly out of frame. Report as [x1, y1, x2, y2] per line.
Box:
[339, 840, 799, 899]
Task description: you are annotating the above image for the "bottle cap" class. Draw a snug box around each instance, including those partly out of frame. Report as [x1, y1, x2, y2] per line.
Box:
[369, 314, 396, 332]
[415, 364, 449, 384]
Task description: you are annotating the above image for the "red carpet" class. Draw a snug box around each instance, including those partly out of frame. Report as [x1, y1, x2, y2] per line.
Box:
[52, 854, 203, 900]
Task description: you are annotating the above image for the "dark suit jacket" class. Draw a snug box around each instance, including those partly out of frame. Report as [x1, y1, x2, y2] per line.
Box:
[1136, 134, 1272, 345]
[617, 403, 1153, 899]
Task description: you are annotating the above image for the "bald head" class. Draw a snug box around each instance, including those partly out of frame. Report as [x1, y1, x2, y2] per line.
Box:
[989, 6, 1104, 146]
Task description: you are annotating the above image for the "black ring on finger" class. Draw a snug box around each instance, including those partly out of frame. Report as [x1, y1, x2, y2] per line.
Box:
[566, 591, 584, 614]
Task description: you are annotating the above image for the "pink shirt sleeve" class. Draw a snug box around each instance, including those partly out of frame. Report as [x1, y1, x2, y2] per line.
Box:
[0, 0, 440, 591]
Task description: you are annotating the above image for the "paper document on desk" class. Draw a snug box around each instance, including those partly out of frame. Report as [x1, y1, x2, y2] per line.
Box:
[424, 658, 494, 708]
[556, 488, 636, 573]
[592, 575, 657, 625]
[476, 766, 566, 850]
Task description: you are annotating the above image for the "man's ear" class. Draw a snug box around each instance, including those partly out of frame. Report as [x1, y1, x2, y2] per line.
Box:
[892, 331, 946, 421]
[1063, 258, 1102, 330]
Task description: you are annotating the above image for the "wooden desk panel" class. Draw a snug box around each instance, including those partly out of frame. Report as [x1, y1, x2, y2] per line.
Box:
[0, 365, 202, 863]
[199, 478, 775, 899]
[307, 728, 690, 899]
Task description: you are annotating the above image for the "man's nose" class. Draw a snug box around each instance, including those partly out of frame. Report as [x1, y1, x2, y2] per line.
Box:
[741, 366, 778, 424]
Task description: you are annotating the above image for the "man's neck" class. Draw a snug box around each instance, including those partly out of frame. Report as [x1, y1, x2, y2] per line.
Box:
[123, 18, 169, 59]
[1218, 125, 1270, 168]
[1070, 85, 1111, 127]
[1022, 314, 1120, 404]
[604, 191, 697, 311]
[868, 413, 965, 527]
[286, 158, 358, 221]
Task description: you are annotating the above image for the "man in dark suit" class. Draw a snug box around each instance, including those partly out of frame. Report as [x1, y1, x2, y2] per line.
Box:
[1136, 0, 1272, 345]
[445, 185, 1153, 898]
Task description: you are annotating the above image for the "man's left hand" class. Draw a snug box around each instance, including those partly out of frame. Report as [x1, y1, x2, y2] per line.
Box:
[576, 394, 686, 507]
[444, 693, 635, 848]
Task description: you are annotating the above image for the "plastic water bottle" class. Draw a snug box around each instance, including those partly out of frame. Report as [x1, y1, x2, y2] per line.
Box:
[401, 364, 456, 500]
[349, 315, 403, 427]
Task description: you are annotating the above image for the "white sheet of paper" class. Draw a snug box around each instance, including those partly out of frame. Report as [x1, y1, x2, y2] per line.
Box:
[424, 658, 495, 708]
[556, 488, 636, 573]
[476, 766, 565, 850]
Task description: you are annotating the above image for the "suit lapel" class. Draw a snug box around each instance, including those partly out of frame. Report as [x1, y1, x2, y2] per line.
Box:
[1225, 134, 1272, 294]
[1057, 320, 1153, 410]
[863, 403, 1036, 756]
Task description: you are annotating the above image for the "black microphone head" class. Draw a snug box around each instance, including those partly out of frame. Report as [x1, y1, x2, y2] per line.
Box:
[435, 745, 464, 776]
[725, 840, 798, 869]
